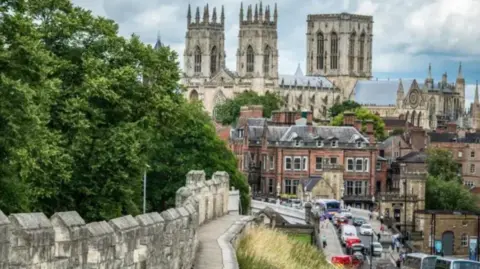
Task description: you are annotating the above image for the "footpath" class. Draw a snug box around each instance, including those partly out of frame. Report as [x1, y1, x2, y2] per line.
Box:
[320, 218, 344, 261]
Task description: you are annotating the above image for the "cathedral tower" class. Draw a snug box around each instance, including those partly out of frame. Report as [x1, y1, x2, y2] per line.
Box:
[236, 2, 279, 80]
[184, 4, 225, 78]
[455, 62, 466, 113]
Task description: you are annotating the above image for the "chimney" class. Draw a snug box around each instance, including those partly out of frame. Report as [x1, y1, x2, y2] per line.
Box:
[365, 119, 375, 143]
[354, 119, 362, 132]
[447, 122, 457, 134]
[409, 127, 426, 151]
[343, 111, 355, 126]
[239, 105, 263, 119]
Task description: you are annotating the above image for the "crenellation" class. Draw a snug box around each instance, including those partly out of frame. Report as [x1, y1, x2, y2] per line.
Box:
[0, 170, 232, 269]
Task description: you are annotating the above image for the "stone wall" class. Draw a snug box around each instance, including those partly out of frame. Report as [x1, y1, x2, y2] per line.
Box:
[0, 170, 230, 269]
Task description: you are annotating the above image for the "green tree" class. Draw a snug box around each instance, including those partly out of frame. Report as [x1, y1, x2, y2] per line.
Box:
[390, 128, 404, 136]
[328, 100, 361, 117]
[425, 148, 478, 212]
[331, 107, 386, 141]
[214, 91, 283, 125]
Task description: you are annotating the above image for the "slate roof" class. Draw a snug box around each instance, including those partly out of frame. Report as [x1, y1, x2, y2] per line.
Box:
[428, 132, 458, 143]
[353, 79, 415, 106]
[383, 118, 412, 129]
[377, 155, 387, 161]
[278, 64, 334, 88]
[396, 151, 427, 163]
[301, 177, 322, 192]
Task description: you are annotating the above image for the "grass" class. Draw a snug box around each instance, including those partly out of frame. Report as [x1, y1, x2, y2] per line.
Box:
[237, 226, 333, 269]
[288, 233, 312, 245]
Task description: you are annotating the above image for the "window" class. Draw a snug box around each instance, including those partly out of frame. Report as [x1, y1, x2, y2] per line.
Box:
[356, 141, 363, 148]
[472, 151, 475, 158]
[394, 152, 400, 157]
[346, 181, 353, 195]
[210, 46, 217, 75]
[330, 157, 338, 164]
[461, 234, 468, 247]
[358, 33, 365, 72]
[458, 151, 463, 158]
[285, 157, 292, 170]
[194, 46, 202, 73]
[262, 155, 266, 170]
[246, 45, 254, 73]
[269, 156, 274, 170]
[302, 157, 308, 171]
[363, 158, 369, 172]
[293, 180, 299, 194]
[316, 157, 323, 170]
[244, 154, 248, 169]
[268, 179, 274, 194]
[347, 158, 354, 171]
[316, 32, 324, 70]
[285, 179, 292, 194]
[294, 157, 302, 170]
[354, 181, 362, 195]
[348, 33, 356, 71]
[376, 161, 381, 171]
[331, 140, 338, 147]
[355, 158, 363, 171]
[294, 140, 302, 147]
[316, 140, 324, 147]
[471, 164, 476, 174]
[263, 46, 271, 74]
[238, 129, 244, 138]
[465, 181, 474, 188]
[330, 32, 338, 69]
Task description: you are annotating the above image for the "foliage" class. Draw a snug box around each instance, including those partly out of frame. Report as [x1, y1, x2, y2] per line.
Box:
[331, 107, 386, 141]
[0, 0, 248, 220]
[390, 128, 405, 136]
[288, 234, 312, 245]
[214, 91, 283, 125]
[328, 100, 361, 118]
[237, 226, 332, 269]
[425, 148, 478, 212]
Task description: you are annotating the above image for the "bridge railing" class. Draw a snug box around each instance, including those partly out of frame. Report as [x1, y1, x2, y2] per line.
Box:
[251, 200, 305, 222]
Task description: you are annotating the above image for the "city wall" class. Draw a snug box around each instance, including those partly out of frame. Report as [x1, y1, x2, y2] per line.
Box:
[0, 170, 231, 269]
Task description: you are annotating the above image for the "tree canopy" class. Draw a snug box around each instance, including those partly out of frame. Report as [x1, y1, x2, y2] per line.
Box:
[425, 148, 478, 212]
[328, 100, 361, 118]
[214, 91, 283, 125]
[0, 0, 249, 220]
[331, 107, 386, 141]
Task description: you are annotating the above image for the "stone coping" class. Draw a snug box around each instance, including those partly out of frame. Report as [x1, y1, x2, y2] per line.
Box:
[217, 216, 255, 269]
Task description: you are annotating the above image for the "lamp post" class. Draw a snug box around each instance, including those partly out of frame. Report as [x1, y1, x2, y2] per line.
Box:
[340, 186, 345, 209]
[371, 195, 375, 269]
[276, 181, 281, 205]
[403, 179, 407, 240]
[143, 164, 150, 214]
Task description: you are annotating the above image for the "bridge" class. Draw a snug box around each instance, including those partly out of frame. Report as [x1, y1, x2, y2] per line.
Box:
[250, 199, 306, 224]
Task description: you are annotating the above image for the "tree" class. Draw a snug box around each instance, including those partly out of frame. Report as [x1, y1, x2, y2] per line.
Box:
[328, 100, 361, 118]
[331, 107, 386, 141]
[425, 148, 478, 212]
[214, 91, 283, 125]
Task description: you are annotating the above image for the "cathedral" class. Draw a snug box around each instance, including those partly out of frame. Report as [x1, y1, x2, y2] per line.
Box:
[179, 2, 477, 131]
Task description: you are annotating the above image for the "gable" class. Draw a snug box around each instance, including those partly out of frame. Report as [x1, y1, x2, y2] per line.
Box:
[210, 67, 236, 84]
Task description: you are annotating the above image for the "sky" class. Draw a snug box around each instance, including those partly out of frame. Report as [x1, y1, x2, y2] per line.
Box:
[72, 0, 480, 106]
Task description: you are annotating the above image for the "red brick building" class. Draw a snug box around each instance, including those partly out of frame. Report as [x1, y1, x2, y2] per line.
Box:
[230, 106, 388, 208]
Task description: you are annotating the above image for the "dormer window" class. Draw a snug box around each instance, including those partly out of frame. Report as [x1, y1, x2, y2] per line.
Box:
[238, 129, 244, 138]
[331, 140, 338, 147]
[356, 141, 363, 148]
[294, 140, 302, 147]
[316, 140, 324, 147]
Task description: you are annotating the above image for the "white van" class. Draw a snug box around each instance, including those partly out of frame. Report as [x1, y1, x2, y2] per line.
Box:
[340, 224, 357, 245]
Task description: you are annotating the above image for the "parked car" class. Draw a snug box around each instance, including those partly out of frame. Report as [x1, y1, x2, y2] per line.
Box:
[290, 199, 302, 209]
[341, 210, 353, 219]
[359, 223, 373, 235]
[372, 242, 383, 256]
[352, 217, 366, 226]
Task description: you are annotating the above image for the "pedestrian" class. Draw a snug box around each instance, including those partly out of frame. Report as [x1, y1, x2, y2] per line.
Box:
[369, 212, 372, 220]
[377, 233, 381, 242]
[396, 258, 401, 268]
[396, 240, 401, 252]
[380, 224, 385, 234]
[380, 215, 384, 224]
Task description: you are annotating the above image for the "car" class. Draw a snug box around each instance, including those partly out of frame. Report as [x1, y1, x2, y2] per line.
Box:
[372, 242, 383, 256]
[352, 217, 366, 226]
[359, 223, 373, 235]
[341, 211, 353, 219]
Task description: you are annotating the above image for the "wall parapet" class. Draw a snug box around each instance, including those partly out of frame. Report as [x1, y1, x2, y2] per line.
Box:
[218, 216, 255, 269]
[0, 170, 230, 269]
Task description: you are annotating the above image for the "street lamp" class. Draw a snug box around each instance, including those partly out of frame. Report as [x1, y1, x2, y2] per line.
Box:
[143, 164, 150, 214]
[371, 195, 375, 269]
[403, 180, 407, 240]
[276, 181, 281, 205]
[340, 186, 345, 209]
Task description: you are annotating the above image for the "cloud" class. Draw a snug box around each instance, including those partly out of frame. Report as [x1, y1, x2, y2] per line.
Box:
[71, 0, 480, 106]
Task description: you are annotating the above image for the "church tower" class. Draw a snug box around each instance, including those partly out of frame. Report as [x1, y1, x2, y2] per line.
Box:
[184, 4, 225, 78]
[455, 62, 466, 115]
[236, 2, 279, 80]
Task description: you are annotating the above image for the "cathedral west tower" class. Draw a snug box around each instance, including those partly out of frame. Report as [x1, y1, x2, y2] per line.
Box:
[236, 2, 279, 88]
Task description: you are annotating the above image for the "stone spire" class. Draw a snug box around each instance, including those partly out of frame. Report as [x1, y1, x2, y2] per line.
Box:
[259, 2, 263, 21]
[426, 63, 434, 89]
[397, 78, 404, 93]
[247, 5, 252, 22]
[254, 4, 258, 22]
[212, 7, 217, 23]
[265, 6, 270, 21]
[458, 62, 463, 79]
[273, 3, 278, 23]
[428, 63, 432, 79]
[203, 4, 209, 24]
[195, 6, 200, 23]
[475, 80, 479, 105]
[187, 4, 191, 25]
[154, 31, 163, 50]
[221, 5, 225, 25]
[240, 2, 244, 23]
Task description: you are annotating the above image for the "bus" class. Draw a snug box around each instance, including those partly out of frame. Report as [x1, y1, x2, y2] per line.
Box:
[403, 253, 437, 269]
[435, 257, 480, 269]
[314, 199, 341, 219]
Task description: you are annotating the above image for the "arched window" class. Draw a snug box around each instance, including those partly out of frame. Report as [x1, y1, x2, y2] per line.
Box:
[349, 33, 356, 71]
[330, 32, 338, 70]
[189, 90, 199, 101]
[210, 46, 217, 75]
[316, 32, 324, 70]
[263, 46, 271, 74]
[246, 46, 254, 73]
[194, 46, 202, 73]
[358, 33, 365, 72]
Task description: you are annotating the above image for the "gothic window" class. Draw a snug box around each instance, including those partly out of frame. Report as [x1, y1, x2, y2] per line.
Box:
[330, 32, 338, 70]
[358, 33, 365, 72]
[316, 32, 324, 70]
[246, 45, 254, 73]
[189, 90, 199, 101]
[210, 46, 217, 75]
[349, 32, 356, 71]
[263, 46, 271, 74]
[194, 46, 202, 73]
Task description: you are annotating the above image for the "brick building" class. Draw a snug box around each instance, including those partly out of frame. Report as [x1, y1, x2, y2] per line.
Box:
[230, 106, 388, 209]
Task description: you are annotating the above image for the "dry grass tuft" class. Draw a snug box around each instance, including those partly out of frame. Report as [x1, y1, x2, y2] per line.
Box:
[237, 226, 334, 269]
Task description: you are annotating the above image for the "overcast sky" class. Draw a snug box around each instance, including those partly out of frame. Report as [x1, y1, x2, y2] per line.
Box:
[72, 0, 480, 107]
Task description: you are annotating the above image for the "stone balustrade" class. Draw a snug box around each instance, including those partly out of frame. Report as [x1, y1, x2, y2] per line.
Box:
[0, 170, 231, 269]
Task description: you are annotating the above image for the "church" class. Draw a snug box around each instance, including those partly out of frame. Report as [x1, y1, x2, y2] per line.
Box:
[178, 2, 477, 131]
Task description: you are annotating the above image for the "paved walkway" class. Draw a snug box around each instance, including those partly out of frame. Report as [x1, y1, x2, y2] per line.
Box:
[194, 213, 244, 269]
[320, 219, 344, 261]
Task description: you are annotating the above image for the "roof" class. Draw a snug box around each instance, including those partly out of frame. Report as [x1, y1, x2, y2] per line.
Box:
[428, 132, 458, 143]
[396, 151, 427, 163]
[353, 79, 415, 106]
[301, 177, 322, 192]
[382, 118, 412, 129]
[377, 155, 387, 161]
[278, 65, 334, 88]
